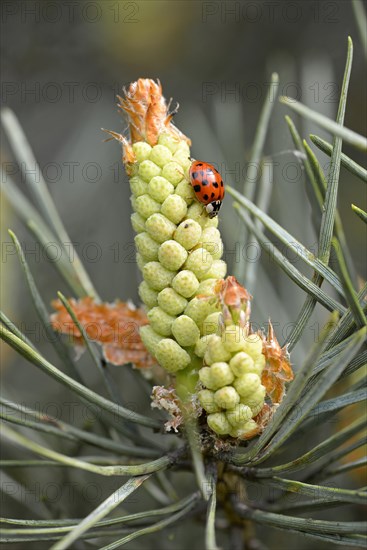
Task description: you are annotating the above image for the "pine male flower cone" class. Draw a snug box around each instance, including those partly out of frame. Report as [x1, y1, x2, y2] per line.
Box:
[109, 78, 293, 440]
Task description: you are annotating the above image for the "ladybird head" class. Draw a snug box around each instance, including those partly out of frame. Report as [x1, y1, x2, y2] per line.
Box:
[205, 200, 222, 218]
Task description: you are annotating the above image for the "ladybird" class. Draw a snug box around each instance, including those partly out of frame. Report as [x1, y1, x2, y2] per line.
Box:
[189, 160, 225, 218]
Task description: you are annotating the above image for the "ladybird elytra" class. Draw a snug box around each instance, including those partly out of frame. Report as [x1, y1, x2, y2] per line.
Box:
[189, 160, 225, 217]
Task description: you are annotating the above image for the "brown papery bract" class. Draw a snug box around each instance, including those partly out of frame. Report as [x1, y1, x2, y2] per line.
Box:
[51, 297, 156, 369]
[118, 78, 191, 147]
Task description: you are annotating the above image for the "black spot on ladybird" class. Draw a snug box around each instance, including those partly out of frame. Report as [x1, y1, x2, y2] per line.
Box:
[201, 179, 209, 186]
[203, 194, 209, 201]
[194, 184, 201, 192]
[213, 182, 219, 188]
[220, 180, 224, 187]
[196, 163, 203, 166]
[191, 172, 198, 179]
[211, 192, 215, 198]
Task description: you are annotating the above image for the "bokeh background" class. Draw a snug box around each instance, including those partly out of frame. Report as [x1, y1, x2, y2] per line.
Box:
[1, 1, 366, 548]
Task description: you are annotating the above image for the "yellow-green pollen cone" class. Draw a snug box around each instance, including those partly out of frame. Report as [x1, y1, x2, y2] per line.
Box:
[196, 327, 267, 437]
[112, 79, 293, 440]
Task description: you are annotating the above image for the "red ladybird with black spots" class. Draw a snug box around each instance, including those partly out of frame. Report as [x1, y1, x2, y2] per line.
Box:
[189, 160, 225, 218]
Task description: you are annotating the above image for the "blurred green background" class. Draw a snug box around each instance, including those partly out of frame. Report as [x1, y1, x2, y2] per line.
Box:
[1, 1, 366, 548]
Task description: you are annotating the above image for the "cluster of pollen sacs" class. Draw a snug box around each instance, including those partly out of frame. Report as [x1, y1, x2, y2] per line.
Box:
[126, 131, 267, 439]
